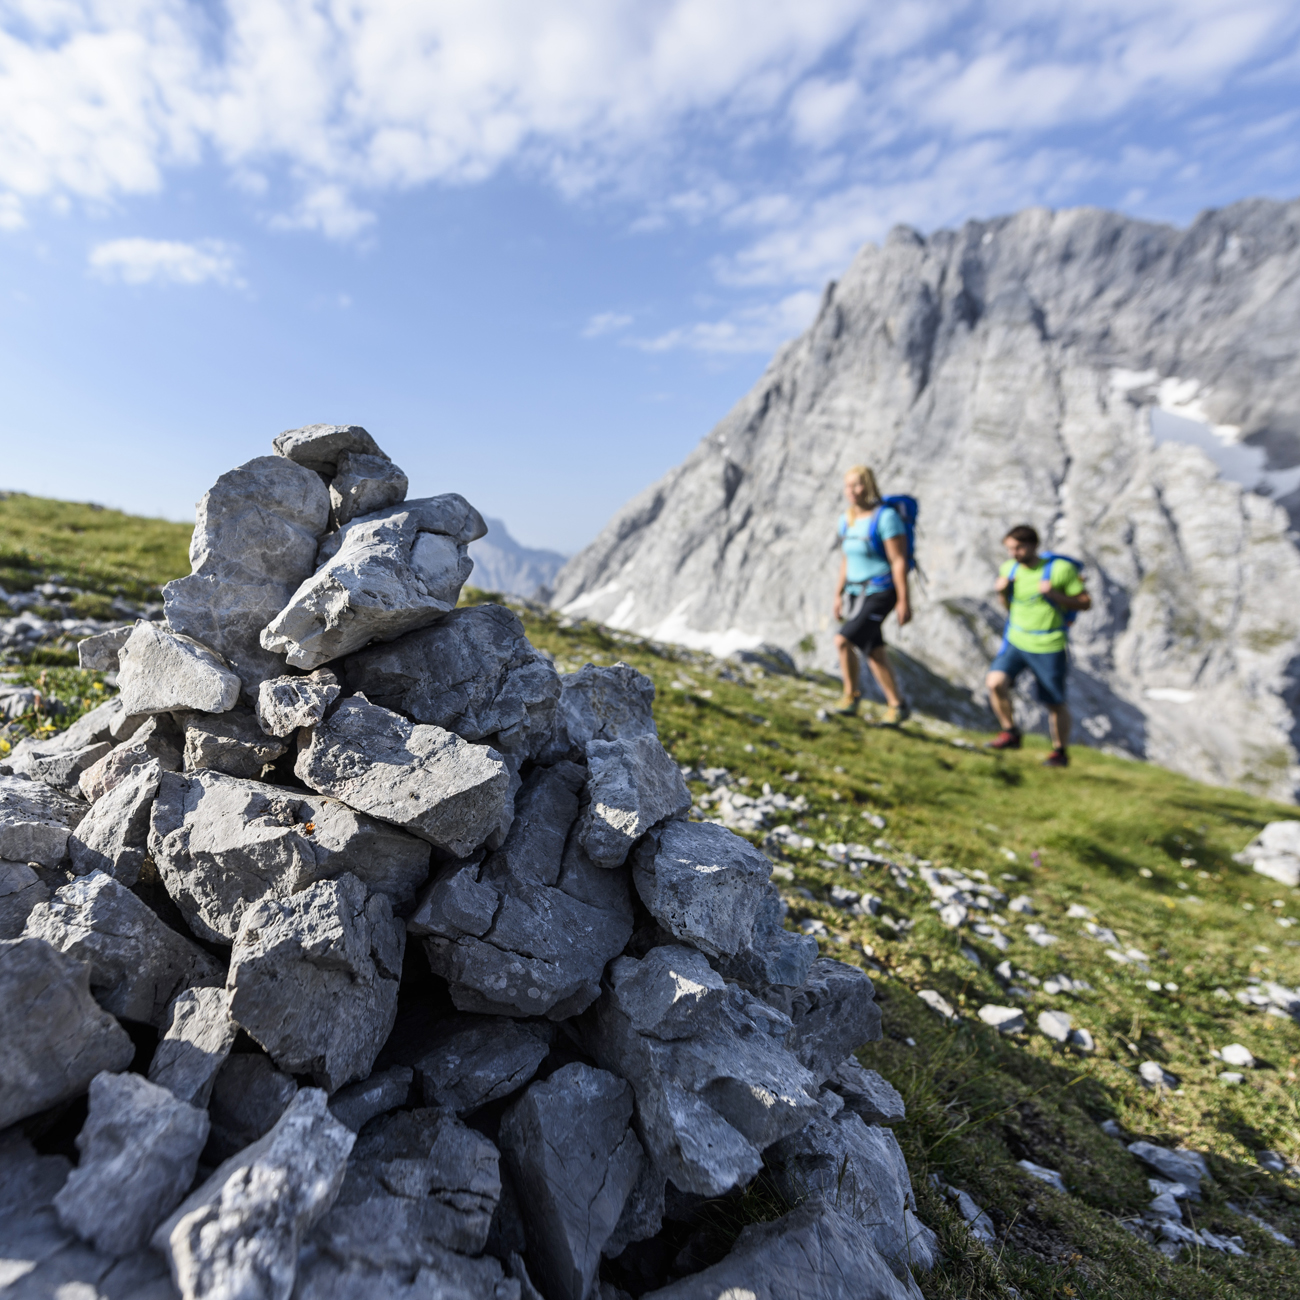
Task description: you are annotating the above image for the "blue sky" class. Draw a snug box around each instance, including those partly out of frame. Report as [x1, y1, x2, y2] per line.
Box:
[1, 2, 1298, 554]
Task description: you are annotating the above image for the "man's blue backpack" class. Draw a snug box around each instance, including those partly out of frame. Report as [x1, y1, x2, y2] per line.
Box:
[867, 495, 919, 576]
[1007, 552, 1085, 628]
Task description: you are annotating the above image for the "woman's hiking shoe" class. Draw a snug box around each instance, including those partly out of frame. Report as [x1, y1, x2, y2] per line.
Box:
[835, 692, 861, 715]
[985, 728, 1022, 750]
[884, 702, 911, 725]
[1043, 747, 1069, 768]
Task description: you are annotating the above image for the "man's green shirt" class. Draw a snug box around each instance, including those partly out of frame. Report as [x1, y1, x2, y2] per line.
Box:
[999, 557, 1084, 654]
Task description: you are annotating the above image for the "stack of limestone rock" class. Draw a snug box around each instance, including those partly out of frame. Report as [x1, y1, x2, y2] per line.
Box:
[0, 426, 937, 1300]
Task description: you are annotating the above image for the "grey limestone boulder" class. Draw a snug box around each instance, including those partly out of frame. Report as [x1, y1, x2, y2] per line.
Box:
[417, 762, 634, 1019]
[295, 695, 512, 857]
[330, 450, 409, 527]
[205, 1052, 299, 1163]
[148, 986, 238, 1108]
[261, 495, 488, 670]
[414, 1016, 552, 1114]
[54, 1070, 210, 1256]
[327, 1065, 413, 1132]
[77, 624, 134, 672]
[68, 759, 161, 885]
[640, 1196, 916, 1300]
[79, 714, 183, 803]
[117, 621, 242, 716]
[499, 1064, 644, 1300]
[827, 1058, 906, 1124]
[176, 705, 289, 778]
[0, 860, 48, 938]
[164, 454, 332, 693]
[273, 422, 386, 474]
[153, 1087, 355, 1300]
[586, 945, 820, 1197]
[0, 773, 85, 865]
[0, 936, 135, 1128]
[227, 873, 404, 1092]
[579, 733, 691, 869]
[25, 740, 113, 793]
[23, 872, 224, 1027]
[548, 662, 658, 758]
[256, 669, 341, 737]
[715, 884, 818, 996]
[149, 768, 430, 943]
[787, 958, 883, 1082]
[343, 604, 560, 760]
[632, 819, 770, 958]
[311, 1107, 501, 1268]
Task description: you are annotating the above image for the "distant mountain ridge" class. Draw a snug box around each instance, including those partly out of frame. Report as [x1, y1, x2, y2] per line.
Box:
[468, 517, 566, 599]
[552, 198, 1300, 801]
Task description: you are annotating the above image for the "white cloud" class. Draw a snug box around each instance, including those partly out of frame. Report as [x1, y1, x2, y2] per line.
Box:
[638, 289, 820, 354]
[582, 311, 633, 338]
[88, 237, 243, 287]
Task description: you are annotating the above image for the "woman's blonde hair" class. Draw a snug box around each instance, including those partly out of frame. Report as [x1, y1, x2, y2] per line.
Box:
[844, 464, 882, 518]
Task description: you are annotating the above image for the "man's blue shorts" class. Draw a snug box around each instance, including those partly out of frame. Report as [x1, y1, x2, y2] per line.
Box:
[989, 643, 1069, 707]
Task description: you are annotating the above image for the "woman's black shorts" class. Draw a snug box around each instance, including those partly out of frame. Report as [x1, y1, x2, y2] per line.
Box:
[839, 587, 897, 652]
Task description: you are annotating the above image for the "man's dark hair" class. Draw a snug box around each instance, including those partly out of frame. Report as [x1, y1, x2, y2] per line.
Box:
[1004, 524, 1039, 547]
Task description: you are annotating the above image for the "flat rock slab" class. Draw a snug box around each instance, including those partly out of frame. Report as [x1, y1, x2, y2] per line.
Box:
[6, 698, 132, 785]
[1127, 1142, 1207, 1192]
[148, 986, 238, 1108]
[150, 768, 430, 943]
[295, 695, 511, 857]
[227, 873, 404, 1092]
[587, 945, 820, 1198]
[343, 604, 559, 759]
[24, 872, 224, 1027]
[153, 1088, 354, 1300]
[163, 455, 332, 693]
[255, 670, 340, 738]
[177, 706, 288, 779]
[418, 763, 633, 1019]
[25, 740, 113, 793]
[632, 819, 770, 958]
[68, 759, 162, 886]
[549, 662, 658, 757]
[117, 622, 242, 716]
[414, 1016, 552, 1114]
[0, 774, 86, 865]
[828, 1059, 906, 1124]
[54, 1071, 209, 1257]
[786, 958, 883, 1081]
[500, 1064, 644, 1300]
[261, 495, 488, 670]
[205, 1052, 298, 1164]
[273, 423, 386, 474]
[579, 733, 691, 868]
[0, 937, 135, 1129]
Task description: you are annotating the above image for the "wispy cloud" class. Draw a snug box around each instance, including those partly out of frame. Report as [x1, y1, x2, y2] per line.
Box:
[582, 311, 633, 338]
[88, 238, 244, 287]
[637, 290, 821, 355]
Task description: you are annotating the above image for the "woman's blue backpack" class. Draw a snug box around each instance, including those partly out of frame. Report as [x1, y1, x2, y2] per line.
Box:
[868, 495, 919, 573]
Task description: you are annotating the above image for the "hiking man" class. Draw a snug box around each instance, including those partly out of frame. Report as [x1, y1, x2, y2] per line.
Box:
[986, 524, 1091, 767]
[833, 465, 912, 723]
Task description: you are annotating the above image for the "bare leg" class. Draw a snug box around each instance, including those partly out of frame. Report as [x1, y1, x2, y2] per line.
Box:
[866, 646, 902, 709]
[986, 671, 1016, 731]
[1048, 704, 1071, 749]
[835, 636, 860, 699]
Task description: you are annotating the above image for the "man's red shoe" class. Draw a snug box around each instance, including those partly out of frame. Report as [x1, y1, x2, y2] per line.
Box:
[1042, 747, 1069, 768]
[985, 728, 1022, 750]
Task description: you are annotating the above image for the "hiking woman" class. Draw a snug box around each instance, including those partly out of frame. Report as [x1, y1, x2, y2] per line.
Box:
[833, 465, 911, 722]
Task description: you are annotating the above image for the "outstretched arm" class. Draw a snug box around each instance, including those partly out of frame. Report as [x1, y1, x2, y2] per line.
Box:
[833, 555, 847, 621]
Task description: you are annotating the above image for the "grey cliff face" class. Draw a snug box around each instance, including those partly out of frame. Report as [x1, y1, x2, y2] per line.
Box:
[552, 199, 1300, 800]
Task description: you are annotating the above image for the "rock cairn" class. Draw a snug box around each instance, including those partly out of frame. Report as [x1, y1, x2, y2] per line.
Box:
[1, 425, 935, 1300]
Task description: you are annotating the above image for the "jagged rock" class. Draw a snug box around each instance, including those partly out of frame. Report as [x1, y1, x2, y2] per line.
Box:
[6, 697, 137, 784]
[273, 423, 386, 474]
[418, 763, 633, 1018]
[586, 945, 820, 1197]
[291, 1250, 518, 1300]
[77, 624, 134, 672]
[256, 670, 341, 738]
[149, 768, 430, 943]
[328, 1066, 413, 1132]
[330, 451, 409, 527]
[641, 1196, 915, 1300]
[117, 622, 242, 716]
[153, 1088, 354, 1300]
[342, 605, 560, 759]
[786, 959, 883, 1081]
[148, 986, 238, 1108]
[579, 733, 691, 868]
[164, 455, 332, 693]
[414, 1017, 551, 1114]
[311, 1108, 501, 1267]
[227, 873, 404, 1092]
[827, 1058, 906, 1124]
[500, 1064, 644, 1300]
[26, 740, 113, 792]
[767, 1110, 938, 1289]
[0, 1128, 76, 1290]
[0, 775, 86, 864]
[23, 872, 223, 1027]
[261, 495, 488, 670]
[68, 759, 161, 885]
[54, 1071, 209, 1256]
[0, 860, 48, 938]
[295, 695, 512, 857]
[205, 1052, 299, 1163]
[632, 820, 770, 958]
[1127, 1142, 1208, 1193]
[715, 885, 818, 995]
[79, 715, 183, 802]
[176, 705, 289, 778]
[0, 937, 135, 1127]
[548, 662, 658, 758]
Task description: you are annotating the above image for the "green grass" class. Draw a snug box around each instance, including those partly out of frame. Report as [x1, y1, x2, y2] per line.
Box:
[0, 665, 117, 757]
[0, 492, 192, 600]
